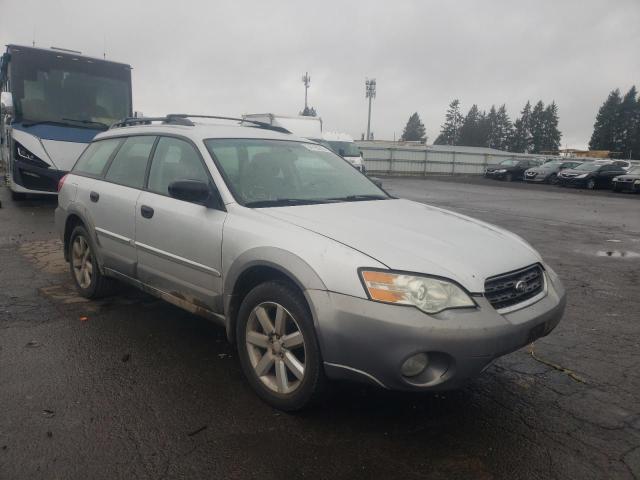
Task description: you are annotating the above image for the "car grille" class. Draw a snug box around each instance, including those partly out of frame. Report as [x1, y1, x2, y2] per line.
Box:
[484, 264, 545, 310]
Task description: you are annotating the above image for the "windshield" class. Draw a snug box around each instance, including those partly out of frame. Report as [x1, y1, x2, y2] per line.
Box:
[499, 159, 518, 166]
[543, 161, 562, 168]
[575, 163, 600, 171]
[327, 141, 361, 157]
[205, 139, 387, 207]
[9, 46, 131, 128]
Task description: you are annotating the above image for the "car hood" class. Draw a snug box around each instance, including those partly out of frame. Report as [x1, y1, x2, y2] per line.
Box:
[616, 173, 640, 179]
[261, 199, 541, 292]
[559, 168, 590, 176]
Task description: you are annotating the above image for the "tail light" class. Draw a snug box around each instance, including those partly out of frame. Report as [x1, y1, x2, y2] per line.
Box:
[57, 174, 68, 192]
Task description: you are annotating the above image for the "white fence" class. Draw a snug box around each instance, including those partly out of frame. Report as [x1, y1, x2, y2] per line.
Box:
[357, 144, 551, 176]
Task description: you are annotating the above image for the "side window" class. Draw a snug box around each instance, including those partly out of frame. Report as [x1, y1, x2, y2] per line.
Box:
[104, 136, 156, 189]
[72, 138, 122, 176]
[147, 137, 209, 196]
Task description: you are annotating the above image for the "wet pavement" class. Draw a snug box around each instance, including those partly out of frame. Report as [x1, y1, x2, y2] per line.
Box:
[1, 178, 639, 479]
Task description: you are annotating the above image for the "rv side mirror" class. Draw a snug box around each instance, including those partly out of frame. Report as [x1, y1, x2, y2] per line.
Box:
[0, 92, 14, 116]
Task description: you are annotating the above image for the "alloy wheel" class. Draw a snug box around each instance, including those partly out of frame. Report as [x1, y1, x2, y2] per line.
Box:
[245, 302, 306, 394]
[71, 235, 93, 289]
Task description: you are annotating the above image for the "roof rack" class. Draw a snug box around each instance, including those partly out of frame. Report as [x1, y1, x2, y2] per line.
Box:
[110, 114, 291, 134]
[110, 116, 194, 129]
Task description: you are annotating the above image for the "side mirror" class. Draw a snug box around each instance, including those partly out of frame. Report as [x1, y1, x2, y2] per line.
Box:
[168, 180, 217, 207]
[0, 92, 14, 116]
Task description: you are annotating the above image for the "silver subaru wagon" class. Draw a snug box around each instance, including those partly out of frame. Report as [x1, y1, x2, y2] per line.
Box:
[56, 114, 566, 410]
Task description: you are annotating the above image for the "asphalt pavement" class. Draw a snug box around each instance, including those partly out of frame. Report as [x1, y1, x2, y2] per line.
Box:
[1, 177, 639, 479]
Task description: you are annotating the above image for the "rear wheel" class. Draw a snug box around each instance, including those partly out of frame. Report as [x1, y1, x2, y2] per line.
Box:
[236, 281, 325, 411]
[68, 225, 116, 298]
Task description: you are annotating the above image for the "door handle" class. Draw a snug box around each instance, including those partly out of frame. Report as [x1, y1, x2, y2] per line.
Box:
[140, 205, 154, 219]
[89, 191, 99, 202]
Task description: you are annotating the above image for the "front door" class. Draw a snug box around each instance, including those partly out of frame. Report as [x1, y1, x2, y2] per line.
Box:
[134, 136, 226, 311]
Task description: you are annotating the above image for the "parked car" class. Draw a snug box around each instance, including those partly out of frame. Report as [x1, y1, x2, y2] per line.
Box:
[612, 166, 640, 193]
[485, 158, 543, 181]
[524, 160, 582, 184]
[557, 162, 626, 189]
[55, 114, 566, 410]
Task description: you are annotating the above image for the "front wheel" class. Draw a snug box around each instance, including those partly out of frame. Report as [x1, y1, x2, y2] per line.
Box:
[236, 281, 325, 411]
[547, 174, 558, 185]
[586, 178, 596, 190]
[505, 173, 513, 182]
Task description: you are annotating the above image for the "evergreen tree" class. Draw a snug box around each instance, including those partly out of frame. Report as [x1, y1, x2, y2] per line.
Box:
[589, 89, 622, 152]
[618, 86, 638, 158]
[458, 104, 482, 146]
[541, 101, 562, 153]
[476, 110, 490, 147]
[485, 105, 499, 149]
[400, 112, 426, 142]
[530, 101, 547, 153]
[434, 99, 464, 145]
[509, 101, 533, 153]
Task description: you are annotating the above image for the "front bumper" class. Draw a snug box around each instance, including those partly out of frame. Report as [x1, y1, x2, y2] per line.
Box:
[485, 170, 508, 179]
[311, 268, 566, 390]
[613, 180, 640, 192]
[524, 173, 547, 182]
[558, 176, 587, 187]
[11, 159, 66, 194]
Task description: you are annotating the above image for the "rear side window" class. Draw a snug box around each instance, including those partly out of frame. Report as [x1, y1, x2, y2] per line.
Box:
[73, 138, 122, 176]
[147, 137, 209, 196]
[104, 136, 156, 189]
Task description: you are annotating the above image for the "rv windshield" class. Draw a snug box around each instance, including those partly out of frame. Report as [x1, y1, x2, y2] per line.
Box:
[8, 47, 131, 128]
[327, 141, 360, 157]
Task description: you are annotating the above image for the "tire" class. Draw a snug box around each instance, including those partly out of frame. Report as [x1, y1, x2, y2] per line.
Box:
[547, 174, 558, 185]
[505, 173, 513, 182]
[68, 225, 116, 299]
[236, 281, 325, 411]
[11, 190, 26, 201]
[586, 178, 596, 190]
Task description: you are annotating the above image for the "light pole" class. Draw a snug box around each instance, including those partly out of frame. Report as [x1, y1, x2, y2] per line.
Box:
[365, 78, 376, 141]
[302, 72, 311, 111]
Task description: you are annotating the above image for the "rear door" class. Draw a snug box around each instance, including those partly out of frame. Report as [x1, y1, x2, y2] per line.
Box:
[134, 136, 226, 311]
[89, 135, 156, 277]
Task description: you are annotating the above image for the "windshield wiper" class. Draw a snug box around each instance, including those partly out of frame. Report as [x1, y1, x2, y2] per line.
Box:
[244, 198, 331, 208]
[324, 194, 389, 202]
[21, 118, 108, 130]
[62, 118, 109, 130]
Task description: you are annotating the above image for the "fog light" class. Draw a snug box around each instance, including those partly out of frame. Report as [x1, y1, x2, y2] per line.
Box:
[401, 353, 429, 377]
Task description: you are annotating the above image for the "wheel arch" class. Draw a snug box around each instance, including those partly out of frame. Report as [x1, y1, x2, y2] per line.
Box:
[223, 247, 327, 344]
[61, 206, 103, 270]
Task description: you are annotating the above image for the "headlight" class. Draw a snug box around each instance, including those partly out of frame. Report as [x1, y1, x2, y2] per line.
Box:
[496, 169, 507, 173]
[634, 180, 640, 185]
[613, 177, 619, 182]
[575, 173, 588, 178]
[14, 142, 50, 169]
[360, 270, 475, 314]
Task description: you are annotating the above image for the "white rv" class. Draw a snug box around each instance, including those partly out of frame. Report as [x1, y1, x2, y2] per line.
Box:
[0, 45, 132, 199]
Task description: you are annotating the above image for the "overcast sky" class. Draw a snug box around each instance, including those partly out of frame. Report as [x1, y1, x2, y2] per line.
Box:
[1, 0, 639, 148]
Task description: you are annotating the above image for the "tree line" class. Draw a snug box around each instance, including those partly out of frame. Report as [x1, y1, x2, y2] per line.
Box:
[400, 100, 562, 154]
[589, 86, 639, 159]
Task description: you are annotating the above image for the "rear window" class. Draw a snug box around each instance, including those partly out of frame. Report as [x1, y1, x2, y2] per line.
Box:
[104, 136, 156, 189]
[72, 138, 122, 176]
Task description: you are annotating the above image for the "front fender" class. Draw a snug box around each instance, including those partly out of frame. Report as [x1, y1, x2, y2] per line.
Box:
[223, 246, 327, 341]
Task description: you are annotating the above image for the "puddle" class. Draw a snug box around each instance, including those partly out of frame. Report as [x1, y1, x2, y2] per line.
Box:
[596, 250, 640, 258]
